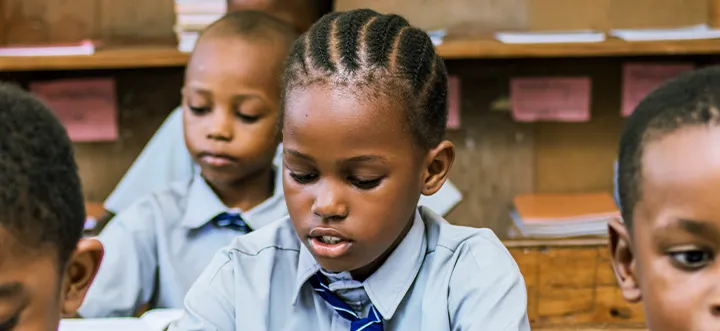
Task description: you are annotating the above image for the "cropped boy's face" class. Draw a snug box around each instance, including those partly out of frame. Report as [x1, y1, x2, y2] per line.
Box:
[282, 86, 451, 280]
[0, 228, 101, 331]
[183, 36, 285, 187]
[611, 126, 720, 330]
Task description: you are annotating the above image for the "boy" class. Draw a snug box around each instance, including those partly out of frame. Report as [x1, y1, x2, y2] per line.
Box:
[171, 10, 528, 331]
[100, 0, 463, 229]
[611, 66, 720, 330]
[0, 83, 103, 330]
[77, 11, 297, 317]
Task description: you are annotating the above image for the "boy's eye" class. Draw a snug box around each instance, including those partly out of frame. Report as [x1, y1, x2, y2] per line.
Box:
[668, 248, 714, 270]
[290, 172, 318, 184]
[349, 177, 383, 190]
[189, 106, 211, 116]
[236, 113, 260, 123]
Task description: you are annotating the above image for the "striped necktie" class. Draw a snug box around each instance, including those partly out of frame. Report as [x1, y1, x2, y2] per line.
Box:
[210, 212, 252, 233]
[309, 272, 384, 331]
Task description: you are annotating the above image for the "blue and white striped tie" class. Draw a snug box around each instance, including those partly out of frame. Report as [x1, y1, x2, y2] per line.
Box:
[309, 272, 384, 331]
[210, 212, 252, 233]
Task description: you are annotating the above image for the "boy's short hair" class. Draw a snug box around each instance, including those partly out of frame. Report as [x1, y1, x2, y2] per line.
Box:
[0, 83, 84, 265]
[198, 10, 298, 48]
[618, 66, 720, 227]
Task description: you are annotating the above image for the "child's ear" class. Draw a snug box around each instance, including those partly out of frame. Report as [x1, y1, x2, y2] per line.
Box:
[421, 140, 455, 196]
[61, 238, 104, 317]
[608, 218, 641, 303]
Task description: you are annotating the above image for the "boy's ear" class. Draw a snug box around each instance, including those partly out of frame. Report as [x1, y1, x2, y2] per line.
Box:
[608, 218, 642, 303]
[421, 140, 455, 196]
[61, 238, 104, 317]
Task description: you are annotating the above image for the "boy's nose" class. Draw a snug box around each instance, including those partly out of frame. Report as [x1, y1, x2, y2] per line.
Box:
[312, 180, 348, 221]
[207, 109, 234, 141]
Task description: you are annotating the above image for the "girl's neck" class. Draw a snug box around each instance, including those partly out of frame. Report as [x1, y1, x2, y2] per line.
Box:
[349, 214, 415, 282]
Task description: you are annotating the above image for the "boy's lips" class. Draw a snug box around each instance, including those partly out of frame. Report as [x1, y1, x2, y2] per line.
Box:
[198, 152, 237, 167]
[307, 227, 353, 259]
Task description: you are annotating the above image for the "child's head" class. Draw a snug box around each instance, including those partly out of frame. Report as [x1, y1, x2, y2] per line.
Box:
[611, 66, 720, 330]
[183, 11, 298, 189]
[226, 0, 323, 33]
[280, 9, 454, 280]
[0, 83, 102, 329]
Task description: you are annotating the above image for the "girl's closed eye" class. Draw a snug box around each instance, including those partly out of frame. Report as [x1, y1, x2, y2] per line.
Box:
[666, 245, 715, 271]
[235, 112, 260, 123]
[0, 314, 19, 331]
[290, 172, 318, 184]
[188, 104, 211, 116]
[348, 176, 384, 190]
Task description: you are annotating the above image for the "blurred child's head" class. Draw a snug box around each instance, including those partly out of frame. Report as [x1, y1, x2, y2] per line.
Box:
[183, 11, 298, 190]
[281, 10, 454, 280]
[0, 83, 103, 330]
[611, 66, 720, 330]
[227, 0, 324, 33]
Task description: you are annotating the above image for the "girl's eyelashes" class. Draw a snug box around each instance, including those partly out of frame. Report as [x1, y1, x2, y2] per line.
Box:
[235, 113, 260, 123]
[290, 172, 318, 184]
[0, 314, 19, 331]
[667, 246, 715, 271]
[349, 177, 383, 190]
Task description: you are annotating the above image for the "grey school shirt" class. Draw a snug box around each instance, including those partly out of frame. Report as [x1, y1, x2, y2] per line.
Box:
[78, 171, 286, 317]
[169, 206, 530, 331]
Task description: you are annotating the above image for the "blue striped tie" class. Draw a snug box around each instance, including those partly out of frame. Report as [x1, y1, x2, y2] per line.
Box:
[309, 272, 384, 331]
[210, 212, 252, 233]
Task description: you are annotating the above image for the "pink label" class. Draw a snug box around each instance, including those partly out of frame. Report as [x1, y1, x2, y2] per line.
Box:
[510, 77, 592, 122]
[447, 76, 461, 129]
[30, 78, 118, 142]
[622, 63, 694, 117]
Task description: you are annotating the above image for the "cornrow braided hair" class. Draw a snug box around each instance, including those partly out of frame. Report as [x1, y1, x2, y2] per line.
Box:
[282, 9, 448, 149]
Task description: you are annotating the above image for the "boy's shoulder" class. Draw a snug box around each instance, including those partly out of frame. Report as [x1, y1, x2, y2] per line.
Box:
[105, 178, 195, 231]
[225, 216, 301, 258]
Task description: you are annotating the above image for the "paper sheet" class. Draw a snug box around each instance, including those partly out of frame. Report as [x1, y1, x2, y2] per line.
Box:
[30, 78, 118, 142]
[621, 63, 694, 116]
[510, 77, 592, 122]
[447, 75, 461, 129]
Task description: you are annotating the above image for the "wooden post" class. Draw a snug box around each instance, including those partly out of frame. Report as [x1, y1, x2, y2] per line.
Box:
[711, 0, 720, 27]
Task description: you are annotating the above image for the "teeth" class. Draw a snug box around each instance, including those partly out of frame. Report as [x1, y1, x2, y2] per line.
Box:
[319, 236, 342, 244]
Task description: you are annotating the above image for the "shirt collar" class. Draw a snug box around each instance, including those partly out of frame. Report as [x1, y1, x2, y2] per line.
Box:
[180, 167, 284, 229]
[292, 209, 427, 320]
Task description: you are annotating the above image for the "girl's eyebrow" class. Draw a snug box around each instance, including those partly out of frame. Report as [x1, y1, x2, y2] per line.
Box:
[0, 282, 23, 300]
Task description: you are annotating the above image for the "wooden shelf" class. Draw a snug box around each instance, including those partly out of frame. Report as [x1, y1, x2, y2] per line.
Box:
[0, 46, 189, 71]
[2, 38, 720, 71]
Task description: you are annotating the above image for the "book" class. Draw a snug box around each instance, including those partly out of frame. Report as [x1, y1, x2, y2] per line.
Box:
[510, 192, 620, 238]
[59, 309, 184, 331]
[0, 40, 96, 57]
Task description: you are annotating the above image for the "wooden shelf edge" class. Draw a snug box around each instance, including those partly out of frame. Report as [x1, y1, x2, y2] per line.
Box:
[2, 38, 720, 71]
[503, 237, 608, 248]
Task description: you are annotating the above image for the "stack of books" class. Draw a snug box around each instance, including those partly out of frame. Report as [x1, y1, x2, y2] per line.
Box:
[174, 0, 227, 52]
[509, 192, 620, 238]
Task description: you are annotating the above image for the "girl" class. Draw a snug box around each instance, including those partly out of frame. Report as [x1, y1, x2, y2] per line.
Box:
[170, 9, 529, 331]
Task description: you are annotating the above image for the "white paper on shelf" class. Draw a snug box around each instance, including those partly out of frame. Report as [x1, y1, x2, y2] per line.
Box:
[495, 30, 606, 44]
[610, 24, 720, 41]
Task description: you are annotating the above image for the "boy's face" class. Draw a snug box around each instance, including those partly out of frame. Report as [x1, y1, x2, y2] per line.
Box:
[0, 229, 102, 331]
[183, 36, 284, 187]
[282, 86, 452, 280]
[611, 126, 720, 330]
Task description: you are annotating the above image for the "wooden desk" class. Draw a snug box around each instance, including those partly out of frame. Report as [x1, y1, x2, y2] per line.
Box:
[503, 238, 645, 327]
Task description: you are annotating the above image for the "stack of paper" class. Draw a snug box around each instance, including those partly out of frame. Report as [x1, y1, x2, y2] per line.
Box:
[60, 309, 183, 331]
[509, 192, 620, 238]
[610, 24, 720, 41]
[0, 40, 96, 57]
[495, 30, 605, 44]
[174, 0, 227, 52]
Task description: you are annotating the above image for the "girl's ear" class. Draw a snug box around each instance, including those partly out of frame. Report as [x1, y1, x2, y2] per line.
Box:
[421, 140, 455, 196]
